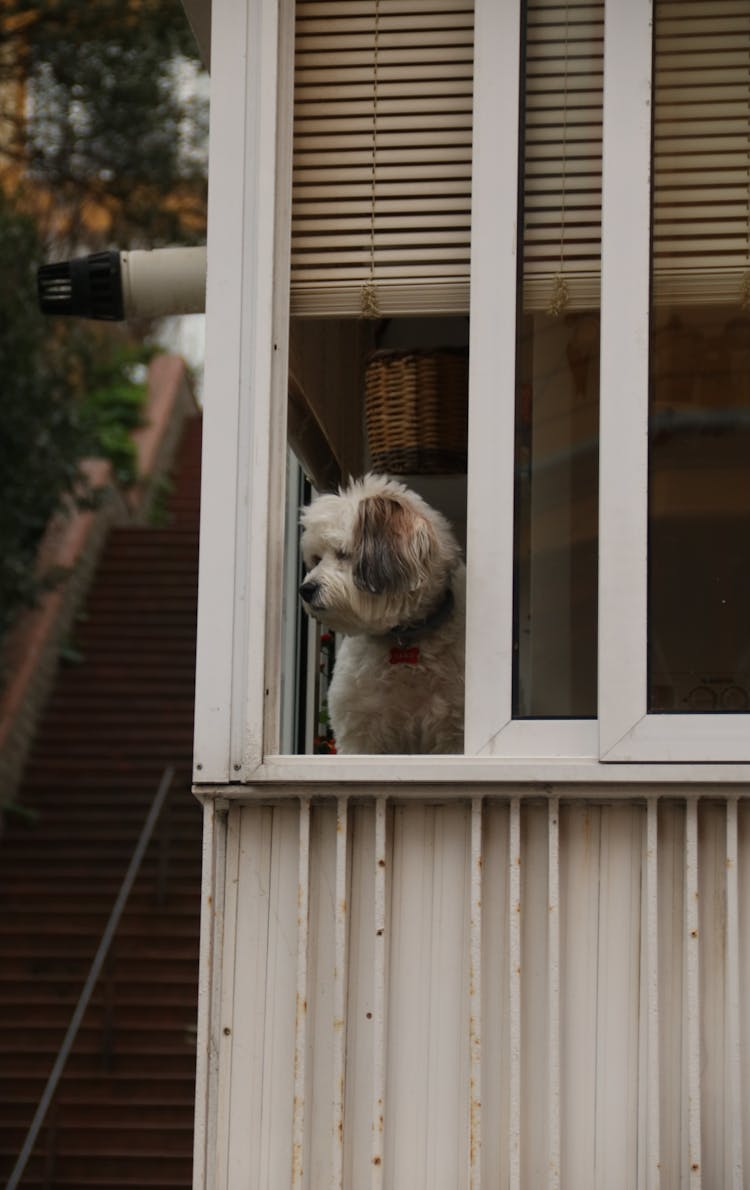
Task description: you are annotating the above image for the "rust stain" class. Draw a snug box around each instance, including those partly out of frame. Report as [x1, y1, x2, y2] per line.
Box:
[292, 1098, 304, 1183]
[292, 1139, 304, 1183]
[469, 1081, 481, 1168]
[373, 1155, 382, 1166]
[378, 857, 386, 868]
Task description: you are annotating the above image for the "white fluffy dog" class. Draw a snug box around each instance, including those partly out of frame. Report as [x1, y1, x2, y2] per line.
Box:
[299, 474, 465, 754]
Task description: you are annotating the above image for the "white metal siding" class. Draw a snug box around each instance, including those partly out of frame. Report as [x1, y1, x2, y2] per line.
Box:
[195, 793, 750, 1189]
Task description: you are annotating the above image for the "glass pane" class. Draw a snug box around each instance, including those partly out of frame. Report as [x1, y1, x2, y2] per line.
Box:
[513, 0, 603, 718]
[648, 0, 750, 713]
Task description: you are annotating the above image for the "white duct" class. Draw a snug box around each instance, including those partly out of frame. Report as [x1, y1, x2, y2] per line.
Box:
[119, 247, 207, 318]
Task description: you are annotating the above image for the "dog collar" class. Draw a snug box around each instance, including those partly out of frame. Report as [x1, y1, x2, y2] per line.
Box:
[387, 586, 455, 651]
[389, 644, 421, 665]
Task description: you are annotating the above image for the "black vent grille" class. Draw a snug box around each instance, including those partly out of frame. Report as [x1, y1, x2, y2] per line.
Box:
[37, 251, 124, 320]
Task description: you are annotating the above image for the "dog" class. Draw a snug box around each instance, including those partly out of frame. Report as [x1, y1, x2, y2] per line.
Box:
[299, 474, 465, 753]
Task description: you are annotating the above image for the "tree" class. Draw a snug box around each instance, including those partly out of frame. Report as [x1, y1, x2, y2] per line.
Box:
[0, 0, 208, 251]
[0, 0, 208, 645]
[0, 195, 89, 641]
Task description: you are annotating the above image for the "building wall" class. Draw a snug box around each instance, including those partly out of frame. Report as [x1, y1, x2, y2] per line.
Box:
[194, 791, 749, 1189]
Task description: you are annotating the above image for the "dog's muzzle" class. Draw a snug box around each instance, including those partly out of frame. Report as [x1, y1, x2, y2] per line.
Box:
[300, 580, 320, 606]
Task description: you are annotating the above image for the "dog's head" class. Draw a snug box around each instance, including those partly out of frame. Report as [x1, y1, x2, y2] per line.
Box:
[299, 474, 461, 636]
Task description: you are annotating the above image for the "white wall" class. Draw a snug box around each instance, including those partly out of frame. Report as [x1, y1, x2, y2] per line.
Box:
[194, 792, 750, 1189]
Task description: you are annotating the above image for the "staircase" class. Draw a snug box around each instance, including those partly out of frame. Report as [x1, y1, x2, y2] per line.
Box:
[0, 415, 203, 1188]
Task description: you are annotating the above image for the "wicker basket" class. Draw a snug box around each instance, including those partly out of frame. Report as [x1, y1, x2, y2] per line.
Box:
[364, 348, 469, 475]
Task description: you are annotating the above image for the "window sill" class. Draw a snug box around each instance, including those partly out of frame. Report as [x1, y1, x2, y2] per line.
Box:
[193, 749, 750, 799]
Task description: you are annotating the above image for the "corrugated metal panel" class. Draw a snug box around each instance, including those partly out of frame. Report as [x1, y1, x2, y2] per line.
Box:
[199, 795, 750, 1188]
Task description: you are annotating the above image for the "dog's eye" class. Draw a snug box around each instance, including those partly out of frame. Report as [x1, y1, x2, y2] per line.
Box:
[335, 549, 350, 562]
[310, 554, 322, 568]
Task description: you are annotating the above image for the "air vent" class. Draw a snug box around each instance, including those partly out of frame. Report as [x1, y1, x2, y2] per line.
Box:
[37, 251, 124, 320]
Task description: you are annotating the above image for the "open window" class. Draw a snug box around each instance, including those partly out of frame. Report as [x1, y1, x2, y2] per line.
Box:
[283, 0, 474, 754]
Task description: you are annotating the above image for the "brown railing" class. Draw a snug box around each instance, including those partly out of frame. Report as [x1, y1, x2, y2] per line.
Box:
[6, 765, 176, 1190]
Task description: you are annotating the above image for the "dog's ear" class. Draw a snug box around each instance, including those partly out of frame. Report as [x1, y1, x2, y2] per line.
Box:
[353, 495, 434, 595]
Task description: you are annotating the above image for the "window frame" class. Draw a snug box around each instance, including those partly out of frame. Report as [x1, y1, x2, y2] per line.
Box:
[597, 0, 750, 763]
[192, 0, 750, 790]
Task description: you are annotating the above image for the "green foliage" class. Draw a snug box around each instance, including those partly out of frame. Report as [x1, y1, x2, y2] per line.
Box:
[2, 0, 208, 248]
[0, 198, 151, 646]
[0, 197, 88, 641]
[80, 345, 151, 486]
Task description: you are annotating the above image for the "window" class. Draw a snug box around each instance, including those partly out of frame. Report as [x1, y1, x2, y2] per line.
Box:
[193, 0, 750, 779]
[598, 0, 750, 760]
[283, 0, 750, 762]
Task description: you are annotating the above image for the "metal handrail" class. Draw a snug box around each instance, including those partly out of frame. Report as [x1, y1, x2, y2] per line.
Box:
[6, 765, 176, 1190]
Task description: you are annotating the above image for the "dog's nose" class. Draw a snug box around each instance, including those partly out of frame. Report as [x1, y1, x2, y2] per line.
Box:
[300, 580, 319, 604]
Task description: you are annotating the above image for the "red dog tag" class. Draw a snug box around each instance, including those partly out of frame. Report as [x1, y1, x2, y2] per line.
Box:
[389, 645, 420, 665]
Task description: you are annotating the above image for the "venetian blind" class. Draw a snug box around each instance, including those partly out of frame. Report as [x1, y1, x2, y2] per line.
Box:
[524, 0, 750, 312]
[522, 0, 604, 313]
[291, 0, 474, 317]
[652, 0, 750, 307]
[292, 0, 750, 318]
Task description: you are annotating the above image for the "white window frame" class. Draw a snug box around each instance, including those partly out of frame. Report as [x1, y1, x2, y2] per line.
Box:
[597, 0, 750, 763]
[193, 0, 750, 790]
